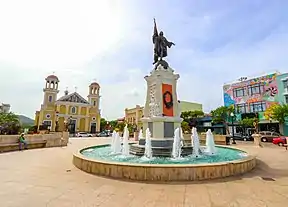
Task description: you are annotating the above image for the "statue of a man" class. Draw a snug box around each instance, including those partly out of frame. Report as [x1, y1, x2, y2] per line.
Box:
[152, 18, 175, 64]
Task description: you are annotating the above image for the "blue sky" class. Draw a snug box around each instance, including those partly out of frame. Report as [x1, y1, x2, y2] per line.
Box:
[0, 0, 288, 119]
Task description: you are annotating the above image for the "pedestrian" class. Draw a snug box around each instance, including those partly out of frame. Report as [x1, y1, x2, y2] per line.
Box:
[19, 133, 28, 151]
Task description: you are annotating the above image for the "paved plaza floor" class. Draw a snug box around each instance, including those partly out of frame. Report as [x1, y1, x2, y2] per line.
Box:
[0, 138, 287, 207]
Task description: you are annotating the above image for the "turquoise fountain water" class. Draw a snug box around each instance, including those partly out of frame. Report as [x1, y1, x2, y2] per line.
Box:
[82, 127, 247, 165]
[81, 145, 247, 165]
[81, 127, 247, 165]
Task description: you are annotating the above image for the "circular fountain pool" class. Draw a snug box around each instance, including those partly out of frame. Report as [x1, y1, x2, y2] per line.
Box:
[73, 144, 256, 182]
[81, 145, 247, 164]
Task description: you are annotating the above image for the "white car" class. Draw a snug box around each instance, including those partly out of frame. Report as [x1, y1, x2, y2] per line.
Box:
[76, 132, 93, 137]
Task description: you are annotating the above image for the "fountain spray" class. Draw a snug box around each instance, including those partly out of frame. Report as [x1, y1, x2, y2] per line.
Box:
[172, 128, 182, 159]
[110, 130, 116, 152]
[144, 128, 153, 159]
[206, 129, 216, 155]
[113, 132, 122, 154]
[122, 124, 130, 156]
[191, 127, 201, 157]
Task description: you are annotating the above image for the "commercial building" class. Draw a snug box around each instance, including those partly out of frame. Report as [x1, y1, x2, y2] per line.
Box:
[178, 101, 202, 112]
[124, 105, 144, 128]
[223, 72, 288, 133]
[34, 75, 101, 133]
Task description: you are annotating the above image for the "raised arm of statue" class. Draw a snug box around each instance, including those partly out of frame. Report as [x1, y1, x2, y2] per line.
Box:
[152, 18, 159, 44]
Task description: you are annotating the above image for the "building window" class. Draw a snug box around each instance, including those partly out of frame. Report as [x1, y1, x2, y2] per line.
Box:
[285, 95, 288, 104]
[250, 101, 266, 112]
[203, 122, 212, 127]
[46, 114, 51, 119]
[48, 95, 52, 102]
[93, 101, 96, 106]
[43, 120, 52, 126]
[236, 104, 248, 113]
[71, 107, 76, 114]
[233, 88, 245, 97]
[248, 84, 264, 95]
[283, 80, 288, 91]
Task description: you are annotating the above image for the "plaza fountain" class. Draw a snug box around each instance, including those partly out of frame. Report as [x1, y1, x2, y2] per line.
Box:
[144, 128, 153, 159]
[122, 125, 130, 156]
[110, 131, 116, 152]
[73, 19, 256, 182]
[138, 129, 144, 140]
[192, 127, 201, 157]
[112, 131, 122, 154]
[206, 129, 216, 155]
[171, 128, 183, 159]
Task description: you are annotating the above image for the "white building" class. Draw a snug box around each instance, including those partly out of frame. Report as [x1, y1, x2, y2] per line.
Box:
[0, 103, 11, 113]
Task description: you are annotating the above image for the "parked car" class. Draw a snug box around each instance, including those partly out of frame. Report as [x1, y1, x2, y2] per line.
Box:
[259, 131, 282, 142]
[228, 133, 253, 141]
[76, 132, 93, 137]
[272, 136, 287, 146]
[96, 131, 110, 137]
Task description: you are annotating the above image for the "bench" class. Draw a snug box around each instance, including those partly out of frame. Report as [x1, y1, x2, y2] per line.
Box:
[0, 140, 47, 153]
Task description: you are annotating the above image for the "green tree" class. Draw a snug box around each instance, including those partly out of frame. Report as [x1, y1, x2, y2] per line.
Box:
[269, 104, 288, 124]
[268, 104, 288, 134]
[109, 120, 118, 129]
[239, 118, 254, 130]
[210, 106, 234, 134]
[180, 110, 204, 122]
[239, 118, 254, 128]
[181, 121, 190, 133]
[115, 122, 125, 132]
[0, 112, 21, 135]
[100, 118, 107, 131]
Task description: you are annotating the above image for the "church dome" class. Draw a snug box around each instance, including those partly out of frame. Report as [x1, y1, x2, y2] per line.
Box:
[90, 82, 100, 87]
[46, 74, 59, 81]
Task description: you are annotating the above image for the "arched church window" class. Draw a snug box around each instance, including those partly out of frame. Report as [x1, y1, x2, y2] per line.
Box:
[71, 107, 76, 114]
[48, 95, 52, 102]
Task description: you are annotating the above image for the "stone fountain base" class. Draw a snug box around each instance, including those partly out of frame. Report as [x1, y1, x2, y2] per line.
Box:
[138, 138, 174, 147]
[130, 143, 193, 157]
[73, 145, 257, 182]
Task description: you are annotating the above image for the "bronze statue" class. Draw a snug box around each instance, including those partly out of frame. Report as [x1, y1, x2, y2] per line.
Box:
[152, 18, 175, 65]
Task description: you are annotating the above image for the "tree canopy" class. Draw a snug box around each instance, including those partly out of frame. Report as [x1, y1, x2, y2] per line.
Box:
[239, 118, 254, 128]
[180, 110, 204, 122]
[0, 112, 21, 134]
[210, 106, 234, 124]
[181, 121, 190, 133]
[265, 104, 288, 123]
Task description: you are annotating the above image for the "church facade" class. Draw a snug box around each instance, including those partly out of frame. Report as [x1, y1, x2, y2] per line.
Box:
[34, 75, 101, 133]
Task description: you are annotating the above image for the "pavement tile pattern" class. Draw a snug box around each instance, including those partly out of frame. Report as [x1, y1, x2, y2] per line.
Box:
[0, 138, 287, 207]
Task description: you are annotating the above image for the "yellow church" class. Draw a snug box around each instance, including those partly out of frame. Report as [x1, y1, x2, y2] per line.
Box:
[34, 74, 101, 133]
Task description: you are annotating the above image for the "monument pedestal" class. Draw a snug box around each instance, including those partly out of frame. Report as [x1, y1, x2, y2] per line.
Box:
[141, 116, 182, 138]
[139, 63, 183, 148]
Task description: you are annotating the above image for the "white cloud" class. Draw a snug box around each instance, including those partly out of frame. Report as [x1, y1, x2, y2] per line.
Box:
[1, 1, 288, 121]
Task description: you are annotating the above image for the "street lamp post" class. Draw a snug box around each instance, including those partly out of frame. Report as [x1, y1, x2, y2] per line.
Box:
[230, 112, 236, 144]
[269, 117, 272, 131]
